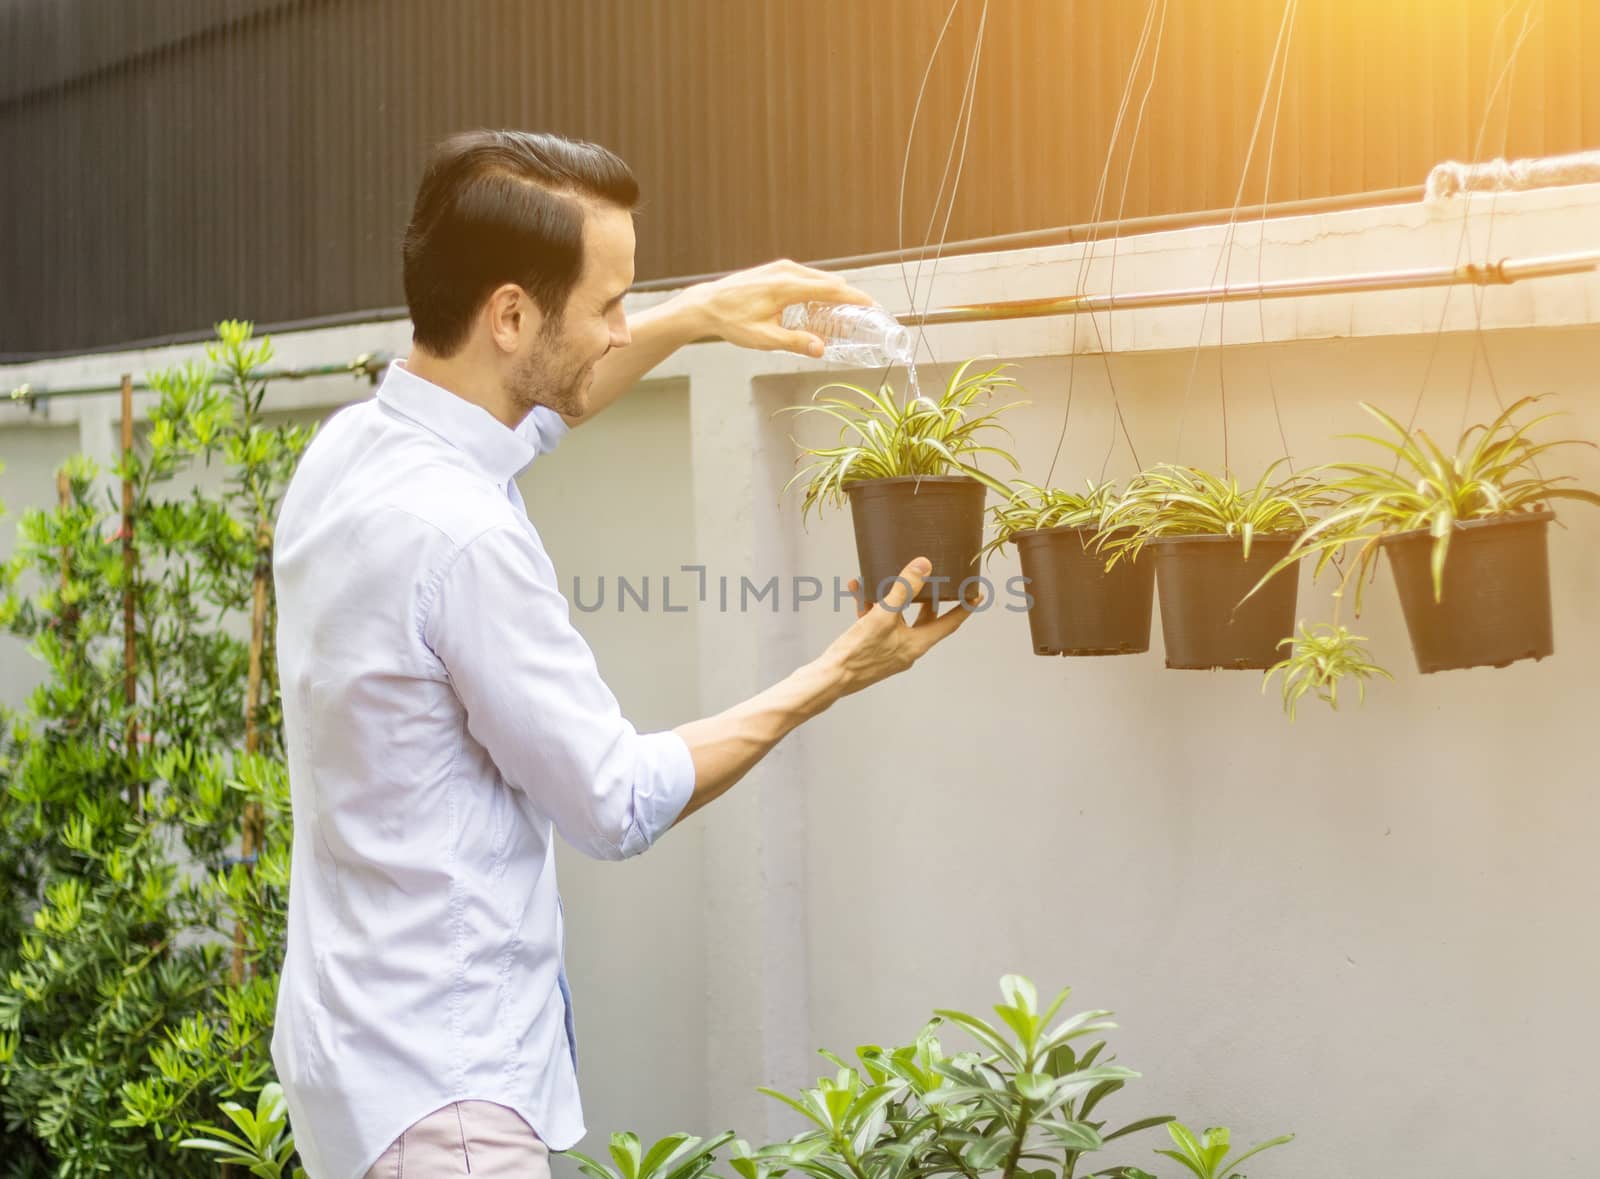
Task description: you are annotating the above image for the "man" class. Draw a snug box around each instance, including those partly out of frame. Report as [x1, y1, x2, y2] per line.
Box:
[271, 130, 974, 1179]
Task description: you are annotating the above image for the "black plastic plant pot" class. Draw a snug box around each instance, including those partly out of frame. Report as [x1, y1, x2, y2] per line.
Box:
[846, 476, 988, 605]
[1012, 525, 1154, 656]
[1381, 509, 1555, 673]
[1149, 533, 1300, 670]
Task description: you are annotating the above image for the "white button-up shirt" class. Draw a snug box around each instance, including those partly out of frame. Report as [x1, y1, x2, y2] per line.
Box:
[271, 361, 696, 1179]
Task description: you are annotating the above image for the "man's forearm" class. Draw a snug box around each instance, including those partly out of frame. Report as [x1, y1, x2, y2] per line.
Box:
[561, 289, 711, 428]
[668, 655, 842, 826]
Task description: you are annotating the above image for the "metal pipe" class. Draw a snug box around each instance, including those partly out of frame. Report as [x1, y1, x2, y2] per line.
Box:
[900, 249, 1600, 328]
[629, 187, 1427, 294]
[7, 353, 390, 408]
[9, 248, 1597, 407]
[0, 186, 1424, 364]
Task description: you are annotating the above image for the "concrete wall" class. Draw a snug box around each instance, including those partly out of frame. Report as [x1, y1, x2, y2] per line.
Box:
[783, 332, 1600, 1179]
[0, 424, 82, 711]
[3, 181, 1599, 1177]
[518, 383, 710, 1155]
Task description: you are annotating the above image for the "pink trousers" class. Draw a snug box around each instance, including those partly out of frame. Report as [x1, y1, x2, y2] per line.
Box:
[362, 1100, 550, 1178]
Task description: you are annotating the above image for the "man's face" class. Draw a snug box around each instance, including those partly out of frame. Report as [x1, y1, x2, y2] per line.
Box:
[509, 202, 635, 421]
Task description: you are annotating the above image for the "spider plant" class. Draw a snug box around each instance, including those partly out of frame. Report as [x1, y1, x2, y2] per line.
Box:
[1094, 462, 1329, 569]
[983, 479, 1119, 560]
[781, 358, 1022, 523]
[984, 480, 1155, 656]
[1255, 395, 1600, 612]
[1262, 622, 1392, 720]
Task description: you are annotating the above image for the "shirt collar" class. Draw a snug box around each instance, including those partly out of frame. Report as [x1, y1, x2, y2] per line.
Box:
[375, 360, 538, 482]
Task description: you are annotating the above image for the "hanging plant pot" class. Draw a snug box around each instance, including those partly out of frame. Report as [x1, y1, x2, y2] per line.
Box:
[1012, 526, 1154, 656]
[846, 476, 988, 605]
[1149, 533, 1300, 670]
[1381, 509, 1554, 673]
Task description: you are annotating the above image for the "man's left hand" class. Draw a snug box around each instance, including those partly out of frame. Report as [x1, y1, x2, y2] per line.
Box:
[687, 260, 875, 358]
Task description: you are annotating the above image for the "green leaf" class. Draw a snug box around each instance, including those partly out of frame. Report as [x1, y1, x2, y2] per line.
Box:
[999, 974, 1038, 1014]
[1014, 1073, 1055, 1103]
[931, 1009, 1026, 1069]
[1037, 1119, 1104, 1151]
[757, 1087, 831, 1132]
[1102, 1116, 1176, 1144]
[1220, 1132, 1295, 1174]
[641, 1134, 696, 1178]
[963, 1132, 1015, 1171]
[611, 1131, 645, 1179]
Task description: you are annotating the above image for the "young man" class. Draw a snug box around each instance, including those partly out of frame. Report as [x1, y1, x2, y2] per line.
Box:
[271, 130, 974, 1179]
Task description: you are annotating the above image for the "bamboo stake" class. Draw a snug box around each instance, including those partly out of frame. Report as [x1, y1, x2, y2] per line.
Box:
[120, 374, 140, 815]
[229, 519, 271, 986]
[56, 468, 75, 641]
[225, 378, 276, 1179]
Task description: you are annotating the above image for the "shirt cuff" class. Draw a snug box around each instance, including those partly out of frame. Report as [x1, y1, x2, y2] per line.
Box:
[631, 730, 697, 851]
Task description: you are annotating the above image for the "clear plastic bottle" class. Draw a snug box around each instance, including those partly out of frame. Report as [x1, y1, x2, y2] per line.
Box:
[780, 302, 912, 367]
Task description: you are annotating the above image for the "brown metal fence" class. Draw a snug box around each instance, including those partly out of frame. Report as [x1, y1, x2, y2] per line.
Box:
[3, 0, 1595, 357]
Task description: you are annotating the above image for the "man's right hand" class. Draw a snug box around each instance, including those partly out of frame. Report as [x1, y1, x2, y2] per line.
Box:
[815, 557, 979, 701]
[669, 556, 979, 827]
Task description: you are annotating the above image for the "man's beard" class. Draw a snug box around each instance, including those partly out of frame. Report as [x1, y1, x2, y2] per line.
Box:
[509, 327, 594, 422]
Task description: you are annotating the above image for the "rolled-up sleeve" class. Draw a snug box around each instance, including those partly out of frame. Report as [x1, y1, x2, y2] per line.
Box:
[422, 523, 695, 860]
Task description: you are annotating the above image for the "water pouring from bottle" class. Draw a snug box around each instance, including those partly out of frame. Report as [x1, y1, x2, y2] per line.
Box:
[780, 301, 924, 401]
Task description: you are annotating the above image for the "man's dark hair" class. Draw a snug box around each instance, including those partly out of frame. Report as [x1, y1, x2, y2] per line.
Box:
[402, 130, 639, 356]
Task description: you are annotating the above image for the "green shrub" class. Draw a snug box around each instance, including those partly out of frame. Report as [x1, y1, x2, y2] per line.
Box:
[570, 975, 1292, 1179]
[0, 323, 310, 1176]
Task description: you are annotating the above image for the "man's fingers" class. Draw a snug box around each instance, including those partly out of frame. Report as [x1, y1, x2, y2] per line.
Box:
[778, 268, 874, 308]
[877, 557, 931, 613]
[772, 322, 824, 355]
[911, 597, 978, 651]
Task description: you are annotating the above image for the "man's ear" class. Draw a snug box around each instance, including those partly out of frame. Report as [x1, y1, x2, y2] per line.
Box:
[485, 284, 542, 355]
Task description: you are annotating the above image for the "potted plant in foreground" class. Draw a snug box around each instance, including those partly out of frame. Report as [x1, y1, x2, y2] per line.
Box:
[1096, 463, 1328, 670]
[783, 359, 1020, 604]
[568, 974, 1293, 1179]
[1260, 396, 1600, 673]
[987, 480, 1155, 656]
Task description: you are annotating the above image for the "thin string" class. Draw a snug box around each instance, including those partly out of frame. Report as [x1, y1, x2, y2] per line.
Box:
[1399, 0, 1534, 458]
[1050, 0, 1161, 486]
[1252, 0, 1300, 474]
[1174, 0, 1299, 473]
[1457, 1, 1540, 450]
[889, 0, 989, 384]
[1094, 0, 1168, 483]
[897, 0, 963, 319]
[908, 0, 991, 374]
[1040, 0, 1164, 488]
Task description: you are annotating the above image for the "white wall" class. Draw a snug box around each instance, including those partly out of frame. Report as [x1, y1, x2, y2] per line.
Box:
[0, 424, 83, 711]
[781, 330, 1600, 1179]
[518, 383, 711, 1156]
[3, 181, 1599, 1177]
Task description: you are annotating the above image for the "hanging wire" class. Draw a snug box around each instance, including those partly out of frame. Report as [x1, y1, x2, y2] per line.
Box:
[885, 0, 988, 396]
[1174, 0, 1300, 473]
[1093, 0, 1168, 484]
[907, 0, 991, 371]
[897, 0, 963, 318]
[1251, 0, 1301, 475]
[1332, 0, 1540, 614]
[1456, 1, 1542, 447]
[1400, 0, 1538, 458]
[1041, 0, 1166, 489]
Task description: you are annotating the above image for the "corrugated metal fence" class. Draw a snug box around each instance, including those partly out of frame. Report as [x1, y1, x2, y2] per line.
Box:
[3, 0, 1595, 356]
